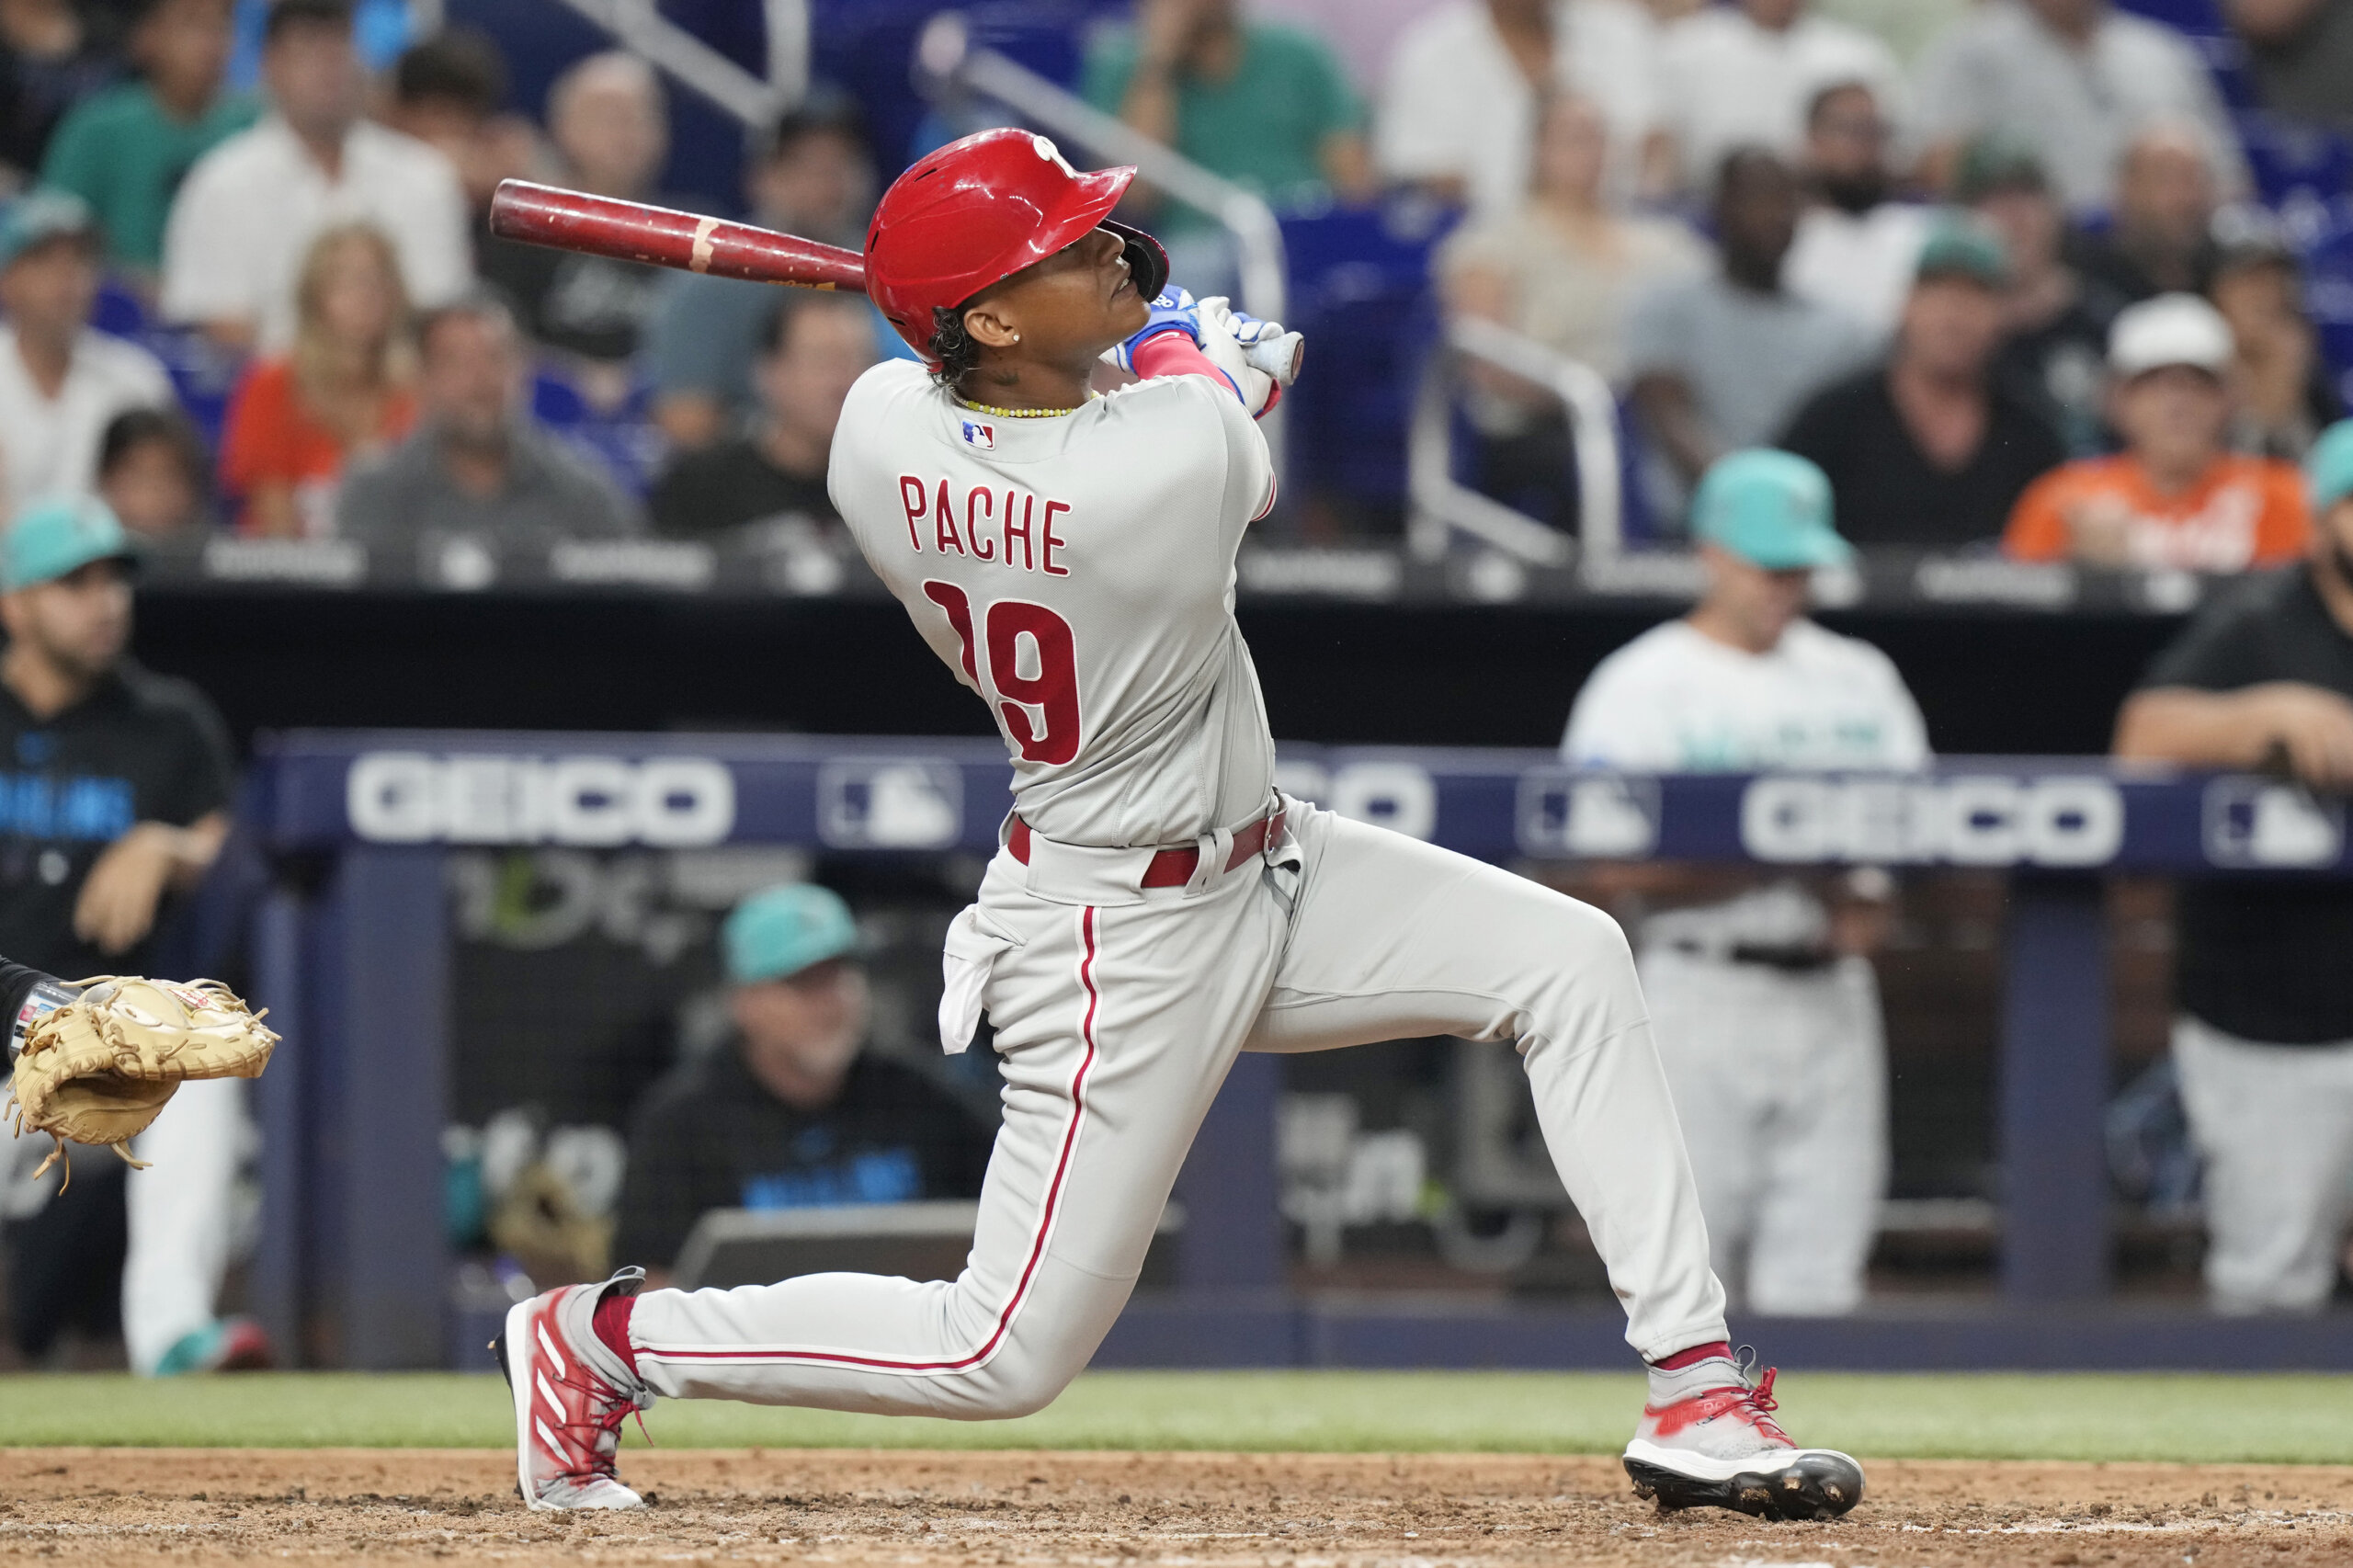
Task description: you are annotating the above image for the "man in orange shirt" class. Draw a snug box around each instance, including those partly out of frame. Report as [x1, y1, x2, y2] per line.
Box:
[2004, 292, 2310, 571]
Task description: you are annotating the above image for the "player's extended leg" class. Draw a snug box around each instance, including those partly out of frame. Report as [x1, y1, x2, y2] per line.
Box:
[1245, 801, 1862, 1520]
[498, 852, 1290, 1508]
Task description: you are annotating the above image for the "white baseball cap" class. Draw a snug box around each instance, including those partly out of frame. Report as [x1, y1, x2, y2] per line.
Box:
[2108, 292, 2234, 379]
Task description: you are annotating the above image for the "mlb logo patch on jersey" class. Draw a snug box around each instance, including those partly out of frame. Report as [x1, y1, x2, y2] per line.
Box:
[961, 420, 995, 450]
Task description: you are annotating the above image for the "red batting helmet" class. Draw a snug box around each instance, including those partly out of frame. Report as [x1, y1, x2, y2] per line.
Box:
[864, 127, 1170, 366]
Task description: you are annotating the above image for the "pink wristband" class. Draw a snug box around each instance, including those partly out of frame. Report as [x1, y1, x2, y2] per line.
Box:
[1131, 333, 1242, 401]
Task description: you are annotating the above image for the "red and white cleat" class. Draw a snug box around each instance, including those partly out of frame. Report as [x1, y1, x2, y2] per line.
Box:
[1622, 1349, 1865, 1521]
[494, 1268, 654, 1511]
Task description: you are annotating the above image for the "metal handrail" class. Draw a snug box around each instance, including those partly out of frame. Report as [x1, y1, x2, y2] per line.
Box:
[1408, 318, 1623, 565]
[549, 0, 801, 129]
[914, 12, 1288, 326]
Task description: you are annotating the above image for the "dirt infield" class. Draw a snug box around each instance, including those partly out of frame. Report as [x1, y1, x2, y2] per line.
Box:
[0, 1448, 2346, 1566]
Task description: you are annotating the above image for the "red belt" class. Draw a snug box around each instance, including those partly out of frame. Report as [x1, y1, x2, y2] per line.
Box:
[1008, 808, 1287, 889]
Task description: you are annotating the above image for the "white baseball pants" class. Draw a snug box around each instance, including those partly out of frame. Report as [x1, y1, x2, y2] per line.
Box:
[122, 1076, 245, 1373]
[628, 799, 1725, 1415]
[1637, 949, 1887, 1316]
[2173, 1015, 2353, 1313]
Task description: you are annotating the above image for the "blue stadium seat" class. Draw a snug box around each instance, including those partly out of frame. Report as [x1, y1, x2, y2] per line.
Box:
[1280, 201, 1454, 533]
[2297, 218, 2353, 408]
[530, 367, 667, 498]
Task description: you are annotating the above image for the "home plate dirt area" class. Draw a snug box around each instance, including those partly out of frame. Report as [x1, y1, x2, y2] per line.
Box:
[0, 1449, 2345, 1566]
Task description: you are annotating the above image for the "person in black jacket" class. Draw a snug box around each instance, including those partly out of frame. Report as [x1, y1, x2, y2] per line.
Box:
[2114, 415, 2353, 1312]
[0, 496, 261, 1375]
[614, 883, 995, 1282]
[1779, 218, 2064, 549]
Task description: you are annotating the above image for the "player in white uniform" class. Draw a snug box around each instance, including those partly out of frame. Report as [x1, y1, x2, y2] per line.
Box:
[496, 131, 1865, 1521]
[1563, 450, 1929, 1315]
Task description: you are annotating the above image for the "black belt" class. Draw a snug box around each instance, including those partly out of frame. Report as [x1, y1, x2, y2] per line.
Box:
[1671, 938, 1836, 973]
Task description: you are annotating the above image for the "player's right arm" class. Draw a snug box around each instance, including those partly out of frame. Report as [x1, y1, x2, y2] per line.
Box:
[2115, 579, 2353, 790]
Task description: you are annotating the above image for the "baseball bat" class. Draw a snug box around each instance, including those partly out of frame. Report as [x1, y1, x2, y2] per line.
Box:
[487, 178, 865, 290]
[486, 179, 1302, 383]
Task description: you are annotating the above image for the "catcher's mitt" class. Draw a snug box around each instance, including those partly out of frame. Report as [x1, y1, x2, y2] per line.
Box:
[6, 977, 278, 1187]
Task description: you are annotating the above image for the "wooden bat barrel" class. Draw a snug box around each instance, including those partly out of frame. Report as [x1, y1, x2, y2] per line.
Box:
[487, 179, 868, 292]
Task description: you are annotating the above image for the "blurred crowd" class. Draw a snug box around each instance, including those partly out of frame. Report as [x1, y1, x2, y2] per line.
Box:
[0, 0, 2329, 570]
[12, 0, 2353, 1368]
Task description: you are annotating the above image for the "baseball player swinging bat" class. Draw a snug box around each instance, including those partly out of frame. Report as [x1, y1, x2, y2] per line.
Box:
[490, 131, 1859, 1522]
[487, 179, 1305, 386]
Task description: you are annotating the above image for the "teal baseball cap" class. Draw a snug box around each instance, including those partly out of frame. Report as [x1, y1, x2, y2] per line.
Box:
[1690, 449, 1853, 570]
[722, 882, 859, 983]
[2309, 418, 2353, 515]
[0, 187, 95, 269]
[2, 494, 134, 591]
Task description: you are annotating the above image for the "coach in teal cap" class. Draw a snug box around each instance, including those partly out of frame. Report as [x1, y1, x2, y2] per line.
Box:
[2, 494, 135, 591]
[723, 881, 860, 983]
[1690, 449, 1853, 570]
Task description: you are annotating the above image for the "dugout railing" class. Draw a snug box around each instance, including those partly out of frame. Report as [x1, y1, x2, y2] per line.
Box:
[237, 733, 2353, 1369]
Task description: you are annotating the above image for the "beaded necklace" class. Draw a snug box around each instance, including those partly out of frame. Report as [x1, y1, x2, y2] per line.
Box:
[953, 392, 1094, 419]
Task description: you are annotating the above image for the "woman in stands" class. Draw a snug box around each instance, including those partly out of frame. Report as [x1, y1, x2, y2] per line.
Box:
[219, 220, 415, 537]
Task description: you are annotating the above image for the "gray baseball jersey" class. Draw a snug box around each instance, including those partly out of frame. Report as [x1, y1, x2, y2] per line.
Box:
[829, 359, 1278, 849]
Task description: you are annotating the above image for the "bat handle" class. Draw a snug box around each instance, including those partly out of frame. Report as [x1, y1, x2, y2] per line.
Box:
[1245, 334, 1305, 387]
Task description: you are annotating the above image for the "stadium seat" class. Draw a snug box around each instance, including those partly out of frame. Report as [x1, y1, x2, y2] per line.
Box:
[1281, 200, 1455, 535]
[530, 367, 667, 498]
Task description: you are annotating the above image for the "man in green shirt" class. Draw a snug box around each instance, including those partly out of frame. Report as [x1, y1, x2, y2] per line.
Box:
[1081, 0, 1372, 253]
[40, 0, 258, 277]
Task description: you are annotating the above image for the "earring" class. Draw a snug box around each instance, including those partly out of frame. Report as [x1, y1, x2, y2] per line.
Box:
[1010, 333, 1021, 343]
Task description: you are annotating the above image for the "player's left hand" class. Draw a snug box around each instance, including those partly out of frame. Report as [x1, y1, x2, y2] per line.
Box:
[7, 976, 278, 1187]
[1198, 296, 1304, 387]
[1191, 296, 1290, 418]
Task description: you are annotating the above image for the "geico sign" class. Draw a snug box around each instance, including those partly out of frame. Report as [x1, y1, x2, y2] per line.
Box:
[347, 753, 735, 846]
[1740, 774, 2123, 867]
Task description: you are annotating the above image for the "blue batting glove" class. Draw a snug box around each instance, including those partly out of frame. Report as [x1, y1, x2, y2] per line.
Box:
[1110, 288, 1199, 373]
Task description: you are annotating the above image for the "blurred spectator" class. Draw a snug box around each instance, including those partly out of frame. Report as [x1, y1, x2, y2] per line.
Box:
[2071, 121, 2222, 306]
[1563, 450, 1925, 1314]
[641, 88, 882, 452]
[1783, 79, 1930, 334]
[1914, 0, 2246, 212]
[218, 220, 413, 536]
[1379, 0, 1668, 216]
[97, 405, 210, 537]
[478, 51, 665, 379]
[1658, 0, 1904, 193]
[2111, 417, 2353, 1312]
[39, 0, 255, 280]
[1438, 93, 1703, 528]
[160, 0, 468, 354]
[2005, 293, 2312, 570]
[613, 884, 995, 1281]
[338, 291, 637, 551]
[381, 27, 536, 225]
[0, 0, 125, 180]
[2211, 236, 2342, 461]
[2225, 0, 2353, 130]
[1086, 0, 1371, 292]
[1958, 134, 2115, 457]
[649, 292, 871, 540]
[1780, 220, 2065, 547]
[0, 496, 260, 1375]
[0, 188, 173, 513]
[1627, 148, 1876, 513]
